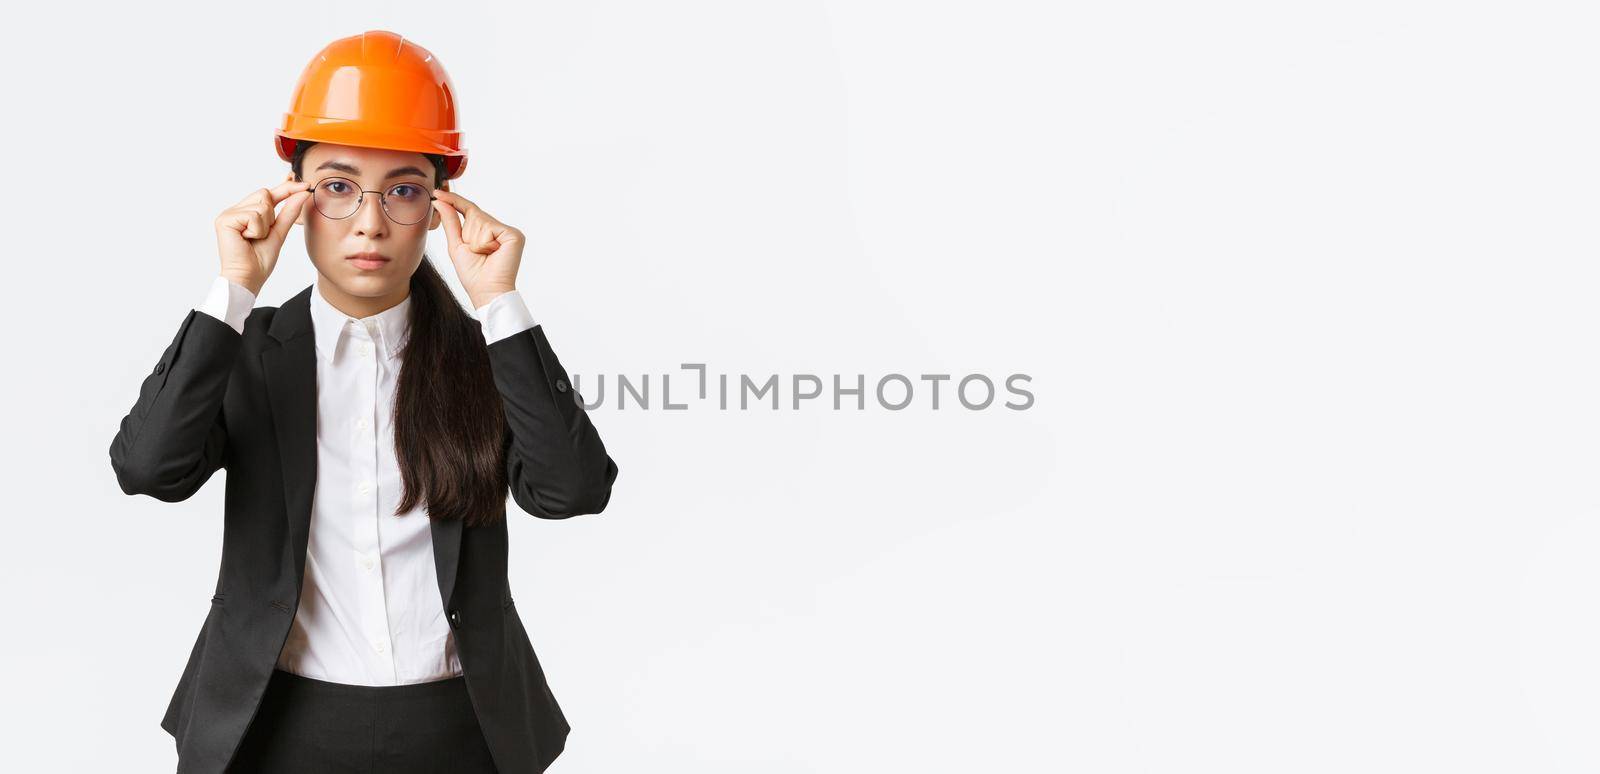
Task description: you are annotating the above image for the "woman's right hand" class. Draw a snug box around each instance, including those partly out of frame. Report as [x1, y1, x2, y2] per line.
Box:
[215, 179, 313, 295]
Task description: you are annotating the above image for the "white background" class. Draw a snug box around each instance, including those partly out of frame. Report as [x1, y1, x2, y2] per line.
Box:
[0, 1, 1595, 771]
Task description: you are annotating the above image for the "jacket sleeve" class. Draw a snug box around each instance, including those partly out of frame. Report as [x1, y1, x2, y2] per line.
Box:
[484, 320, 619, 519]
[108, 304, 242, 502]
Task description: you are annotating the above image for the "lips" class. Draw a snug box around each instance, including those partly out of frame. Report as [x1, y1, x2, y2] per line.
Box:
[346, 252, 391, 270]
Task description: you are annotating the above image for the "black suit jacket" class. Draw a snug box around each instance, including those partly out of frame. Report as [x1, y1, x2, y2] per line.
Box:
[108, 283, 619, 774]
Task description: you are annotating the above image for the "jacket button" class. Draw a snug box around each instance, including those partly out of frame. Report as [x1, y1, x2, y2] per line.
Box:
[153, 362, 166, 375]
[555, 379, 568, 393]
[448, 609, 461, 627]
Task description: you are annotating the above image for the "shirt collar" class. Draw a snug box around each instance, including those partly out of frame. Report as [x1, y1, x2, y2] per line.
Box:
[308, 280, 412, 364]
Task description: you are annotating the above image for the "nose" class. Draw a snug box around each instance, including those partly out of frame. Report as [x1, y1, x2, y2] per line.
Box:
[351, 191, 388, 237]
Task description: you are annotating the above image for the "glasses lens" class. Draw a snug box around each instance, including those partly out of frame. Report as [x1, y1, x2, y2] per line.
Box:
[312, 178, 360, 219]
[382, 182, 432, 225]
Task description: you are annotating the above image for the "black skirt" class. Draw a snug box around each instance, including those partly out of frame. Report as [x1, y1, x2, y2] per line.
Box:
[227, 668, 498, 773]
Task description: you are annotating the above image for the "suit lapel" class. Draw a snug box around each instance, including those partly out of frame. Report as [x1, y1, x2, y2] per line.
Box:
[262, 285, 318, 591]
[260, 283, 464, 607]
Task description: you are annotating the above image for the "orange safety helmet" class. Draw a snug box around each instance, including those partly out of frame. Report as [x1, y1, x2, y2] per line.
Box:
[274, 30, 468, 180]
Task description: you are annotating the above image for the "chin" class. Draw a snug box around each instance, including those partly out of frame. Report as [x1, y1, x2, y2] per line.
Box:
[350, 275, 407, 293]
[322, 271, 395, 296]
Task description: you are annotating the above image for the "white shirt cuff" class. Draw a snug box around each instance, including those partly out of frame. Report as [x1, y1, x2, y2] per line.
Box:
[196, 276, 257, 335]
[475, 290, 537, 344]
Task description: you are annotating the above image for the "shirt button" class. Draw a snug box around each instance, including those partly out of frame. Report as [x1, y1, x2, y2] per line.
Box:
[373, 640, 386, 653]
[360, 554, 375, 571]
[356, 417, 369, 430]
[359, 342, 373, 358]
[358, 481, 371, 495]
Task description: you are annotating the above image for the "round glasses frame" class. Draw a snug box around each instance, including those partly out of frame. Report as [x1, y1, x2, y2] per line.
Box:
[309, 176, 438, 226]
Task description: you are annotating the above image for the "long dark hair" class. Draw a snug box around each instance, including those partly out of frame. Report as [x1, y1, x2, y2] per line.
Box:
[291, 141, 508, 527]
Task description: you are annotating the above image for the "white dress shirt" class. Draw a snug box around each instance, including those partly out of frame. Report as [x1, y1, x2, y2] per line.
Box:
[196, 275, 536, 685]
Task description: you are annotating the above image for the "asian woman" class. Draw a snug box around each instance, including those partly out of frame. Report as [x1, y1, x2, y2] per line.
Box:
[108, 31, 617, 774]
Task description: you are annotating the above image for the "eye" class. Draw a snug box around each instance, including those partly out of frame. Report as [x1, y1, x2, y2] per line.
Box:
[388, 183, 423, 200]
[321, 179, 352, 194]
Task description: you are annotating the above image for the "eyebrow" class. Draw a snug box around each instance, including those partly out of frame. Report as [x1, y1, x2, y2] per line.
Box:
[312, 160, 431, 181]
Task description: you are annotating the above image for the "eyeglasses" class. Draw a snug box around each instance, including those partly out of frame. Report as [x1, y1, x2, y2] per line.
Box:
[309, 177, 437, 226]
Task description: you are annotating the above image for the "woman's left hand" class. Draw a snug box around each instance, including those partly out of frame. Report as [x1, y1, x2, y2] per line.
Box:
[432, 189, 525, 309]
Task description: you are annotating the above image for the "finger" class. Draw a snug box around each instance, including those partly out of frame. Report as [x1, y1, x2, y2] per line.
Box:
[485, 221, 522, 242]
[242, 207, 271, 240]
[432, 199, 465, 250]
[265, 179, 314, 205]
[433, 189, 483, 218]
[236, 187, 272, 208]
[217, 209, 255, 238]
[238, 180, 312, 209]
[268, 191, 310, 245]
[461, 219, 496, 254]
[233, 182, 307, 212]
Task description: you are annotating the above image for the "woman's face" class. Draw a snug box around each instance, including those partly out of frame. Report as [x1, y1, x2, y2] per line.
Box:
[295, 142, 444, 302]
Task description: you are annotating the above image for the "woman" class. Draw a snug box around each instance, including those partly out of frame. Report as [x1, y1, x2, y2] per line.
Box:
[108, 31, 618, 774]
